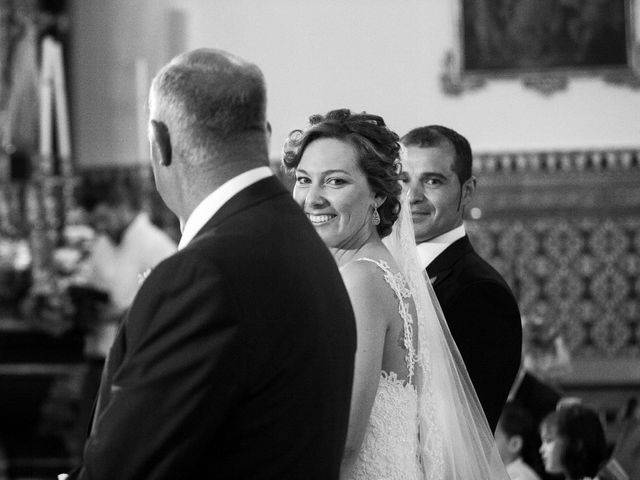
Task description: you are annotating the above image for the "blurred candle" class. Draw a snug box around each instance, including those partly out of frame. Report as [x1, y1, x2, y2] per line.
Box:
[39, 77, 52, 159]
[51, 40, 71, 162]
[39, 38, 55, 176]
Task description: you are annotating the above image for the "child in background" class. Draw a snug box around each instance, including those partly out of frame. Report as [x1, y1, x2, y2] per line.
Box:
[539, 402, 607, 480]
[496, 401, 543, 480]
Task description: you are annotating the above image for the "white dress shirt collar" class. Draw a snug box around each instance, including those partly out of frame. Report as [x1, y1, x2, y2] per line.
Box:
[178, 166, 273, 250]
[416, 224, 466, 270]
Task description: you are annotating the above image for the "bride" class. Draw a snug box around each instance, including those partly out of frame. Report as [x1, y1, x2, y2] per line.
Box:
[283, 109, 509, 479]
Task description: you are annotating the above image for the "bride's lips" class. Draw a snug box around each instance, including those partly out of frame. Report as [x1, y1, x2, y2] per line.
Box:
[307, 213, 336, 225]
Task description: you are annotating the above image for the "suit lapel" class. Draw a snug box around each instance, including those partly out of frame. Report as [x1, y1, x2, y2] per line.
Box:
[90, 319, 127, 433]
[426, 236, 474, 288]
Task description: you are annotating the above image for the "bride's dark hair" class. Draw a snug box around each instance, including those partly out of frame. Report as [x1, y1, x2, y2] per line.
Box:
[282, 108, 402, 238]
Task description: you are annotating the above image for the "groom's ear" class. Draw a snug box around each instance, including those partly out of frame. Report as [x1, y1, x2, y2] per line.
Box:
[460, 176, 476, 208]
[150, 120, 172, 167]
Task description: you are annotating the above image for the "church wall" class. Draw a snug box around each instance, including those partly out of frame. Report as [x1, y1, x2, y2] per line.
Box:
[68, 0, 640, 387]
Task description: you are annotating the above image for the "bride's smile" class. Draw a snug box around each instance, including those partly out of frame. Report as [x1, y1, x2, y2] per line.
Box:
[293, 137, 382, 251]
[306, 213, 336, 225]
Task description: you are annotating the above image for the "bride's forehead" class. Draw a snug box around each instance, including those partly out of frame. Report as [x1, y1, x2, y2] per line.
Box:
[299, 138, 363, 173]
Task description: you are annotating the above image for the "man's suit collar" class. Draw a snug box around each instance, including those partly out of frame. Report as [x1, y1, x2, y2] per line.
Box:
[426, 235, 474, 285]
[187, 176, 288, 247]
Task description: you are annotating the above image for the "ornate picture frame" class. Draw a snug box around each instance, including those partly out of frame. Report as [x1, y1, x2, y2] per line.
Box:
[442, 0, 640, 95]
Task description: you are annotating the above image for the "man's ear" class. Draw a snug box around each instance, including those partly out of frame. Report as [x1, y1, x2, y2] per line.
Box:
[460, 175, 476, 208]
[150, 120, 172, 167]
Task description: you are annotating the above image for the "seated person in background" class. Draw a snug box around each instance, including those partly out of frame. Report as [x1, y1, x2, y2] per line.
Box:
[596, 397, 640, 480]
[496, 401, 543, 480]
[539, 402, 607, 480]
[73, 179, 176, 445]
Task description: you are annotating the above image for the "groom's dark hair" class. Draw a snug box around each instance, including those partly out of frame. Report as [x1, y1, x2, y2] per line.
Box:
[401, 125, 473, 185]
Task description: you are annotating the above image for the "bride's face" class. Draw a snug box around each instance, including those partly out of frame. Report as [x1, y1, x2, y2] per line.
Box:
[293, 137, 379, 249]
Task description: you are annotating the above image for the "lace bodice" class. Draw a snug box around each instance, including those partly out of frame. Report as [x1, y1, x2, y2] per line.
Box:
[346, 258, 422, 480]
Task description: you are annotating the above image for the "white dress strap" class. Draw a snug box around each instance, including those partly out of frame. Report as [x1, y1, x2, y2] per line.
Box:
[354, 257, 418, 384]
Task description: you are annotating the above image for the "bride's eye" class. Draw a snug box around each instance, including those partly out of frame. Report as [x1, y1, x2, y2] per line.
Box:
[326, 177, 347, 186]
[296, 175, 311, 185]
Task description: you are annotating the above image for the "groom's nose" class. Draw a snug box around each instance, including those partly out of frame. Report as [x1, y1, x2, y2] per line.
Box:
[407, 182, 425, 204]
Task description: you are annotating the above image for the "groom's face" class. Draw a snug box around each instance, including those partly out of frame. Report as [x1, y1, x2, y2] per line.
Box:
[401, 142, 465, 244]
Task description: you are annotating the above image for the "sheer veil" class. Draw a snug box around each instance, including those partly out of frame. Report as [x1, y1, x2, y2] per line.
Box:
[382, 150, 509, 480]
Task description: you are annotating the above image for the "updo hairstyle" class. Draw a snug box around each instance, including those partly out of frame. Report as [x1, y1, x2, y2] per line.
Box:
[282, 108, 402, 238]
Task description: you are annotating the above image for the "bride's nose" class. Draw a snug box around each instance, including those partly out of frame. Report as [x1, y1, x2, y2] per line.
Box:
[306, 184, 328, 208]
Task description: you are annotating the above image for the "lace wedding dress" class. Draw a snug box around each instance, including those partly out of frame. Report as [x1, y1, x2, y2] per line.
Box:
[347, 258, 423, 480]
[344, 185, 509, 480]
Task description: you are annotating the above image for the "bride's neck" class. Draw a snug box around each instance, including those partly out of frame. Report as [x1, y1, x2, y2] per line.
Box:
[331, 234, 384, 268]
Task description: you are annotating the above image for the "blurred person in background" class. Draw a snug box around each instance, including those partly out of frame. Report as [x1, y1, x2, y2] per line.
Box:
[539, 402, 607, 480]
[73, 178, 176, 448]
[496, 401, 544, 480]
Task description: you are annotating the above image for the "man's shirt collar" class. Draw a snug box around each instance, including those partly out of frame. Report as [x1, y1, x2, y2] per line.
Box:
[416, 224, 466, 270]
[178, 166, 273, 250]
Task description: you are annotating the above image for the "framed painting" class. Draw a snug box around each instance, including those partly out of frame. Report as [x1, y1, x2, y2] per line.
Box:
[442, 0, 640, 95]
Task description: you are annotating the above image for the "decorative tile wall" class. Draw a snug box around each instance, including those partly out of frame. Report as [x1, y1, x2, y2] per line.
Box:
[468, 149, 640, 361]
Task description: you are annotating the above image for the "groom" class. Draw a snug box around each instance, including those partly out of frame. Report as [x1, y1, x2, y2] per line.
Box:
[401, 125, 522, 432]
[67, 49, 356, 479]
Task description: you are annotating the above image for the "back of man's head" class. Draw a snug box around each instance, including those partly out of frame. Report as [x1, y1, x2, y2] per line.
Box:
[401, 125, 473, 185]
[150, 48, 269, 168]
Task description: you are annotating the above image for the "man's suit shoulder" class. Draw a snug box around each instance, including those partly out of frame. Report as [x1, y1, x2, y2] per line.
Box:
[450, 247, 513, 293]
[434, 242, 520, 319]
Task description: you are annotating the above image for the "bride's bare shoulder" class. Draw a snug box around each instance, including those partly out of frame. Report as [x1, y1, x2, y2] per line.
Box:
[340, 258, 397, 311]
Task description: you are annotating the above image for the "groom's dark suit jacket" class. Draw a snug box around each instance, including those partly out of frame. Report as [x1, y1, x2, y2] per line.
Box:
[70, 177, 357, 479]
[426, 235, 522, 432]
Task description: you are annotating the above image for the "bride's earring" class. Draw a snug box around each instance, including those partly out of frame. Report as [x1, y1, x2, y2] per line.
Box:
[372, 206, 381, 226]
